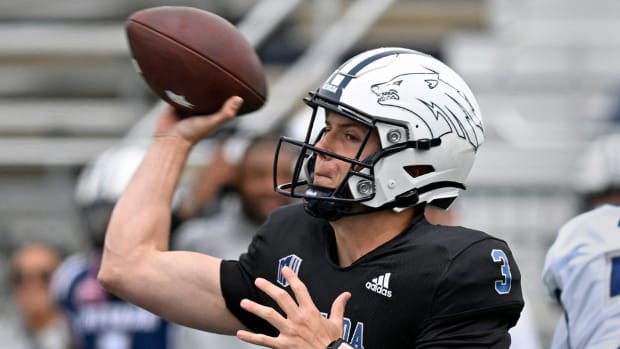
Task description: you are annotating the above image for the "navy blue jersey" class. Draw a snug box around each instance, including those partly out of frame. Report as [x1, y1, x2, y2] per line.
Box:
[221, 204, 523, 348]
[51, 254, 170, 349]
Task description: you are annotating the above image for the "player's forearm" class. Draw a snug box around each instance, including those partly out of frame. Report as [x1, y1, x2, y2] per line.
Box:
[99, 136, 191, 291]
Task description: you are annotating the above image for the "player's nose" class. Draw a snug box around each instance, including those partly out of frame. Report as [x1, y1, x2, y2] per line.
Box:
[314, 134, 335, 160]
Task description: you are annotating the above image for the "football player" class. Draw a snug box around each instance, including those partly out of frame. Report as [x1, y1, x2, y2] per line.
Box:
[52, 144, 173, 349]
[99, 48, 524, 348]
[543, 132, 620, 349]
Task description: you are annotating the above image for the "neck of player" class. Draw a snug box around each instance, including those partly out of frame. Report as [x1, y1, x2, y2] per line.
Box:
[330, 207, 418, 267]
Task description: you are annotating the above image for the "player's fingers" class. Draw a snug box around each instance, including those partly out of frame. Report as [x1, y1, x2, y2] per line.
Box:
[281, 266, 315, 309]
[237, 329, 278, 348]
[329, 291, 351, 325]
[254, 277, 299, 315]
[219, 95, 244, 118]
[196, 96, 242, 126]
[162, 103, 178, 118]
[173, 96, 242, 142]
[239, 298, 288, 330]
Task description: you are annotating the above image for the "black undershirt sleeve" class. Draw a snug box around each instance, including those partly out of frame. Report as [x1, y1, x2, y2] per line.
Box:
[220, 259, 278, 336]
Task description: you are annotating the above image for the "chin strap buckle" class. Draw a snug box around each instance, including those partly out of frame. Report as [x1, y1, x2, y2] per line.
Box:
[394, 189, 420, 208]
[414, 138, 441, 150]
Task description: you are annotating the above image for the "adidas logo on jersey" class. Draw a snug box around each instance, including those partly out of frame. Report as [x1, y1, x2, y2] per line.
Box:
[365, 272, 392, 298]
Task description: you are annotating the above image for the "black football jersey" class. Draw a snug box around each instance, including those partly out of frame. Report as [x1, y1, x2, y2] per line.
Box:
[221, 204, 523, 348]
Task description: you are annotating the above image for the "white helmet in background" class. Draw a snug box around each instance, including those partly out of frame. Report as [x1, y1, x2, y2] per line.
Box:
[574, 132, 620, 210]
[75, 144, 145, 207]
[74, 143, 146, 247]
[275, 47, 484, 220]
[75, 142, 183, 247]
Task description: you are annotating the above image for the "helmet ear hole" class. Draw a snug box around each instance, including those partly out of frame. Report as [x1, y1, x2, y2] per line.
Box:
[404, 165, 435, 178]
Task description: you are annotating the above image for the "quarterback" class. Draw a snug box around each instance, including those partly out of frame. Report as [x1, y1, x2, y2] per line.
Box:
[99, 48, 523, 348]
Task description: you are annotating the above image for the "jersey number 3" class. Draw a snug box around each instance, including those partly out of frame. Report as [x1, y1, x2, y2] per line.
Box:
[491, 249, 512, 295]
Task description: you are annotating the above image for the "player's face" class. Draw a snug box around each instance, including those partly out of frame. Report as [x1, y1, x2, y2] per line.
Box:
[238, 140, 293, 222]
[11, 245, 60, 319]
[312, 112, 380, 189]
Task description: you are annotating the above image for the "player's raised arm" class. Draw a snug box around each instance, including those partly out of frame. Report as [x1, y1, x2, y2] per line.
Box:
[98, 98, 244, 333]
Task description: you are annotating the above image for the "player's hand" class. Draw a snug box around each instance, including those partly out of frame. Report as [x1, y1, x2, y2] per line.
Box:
[236, 266, 351, 349]
[154, 96, 243, 145]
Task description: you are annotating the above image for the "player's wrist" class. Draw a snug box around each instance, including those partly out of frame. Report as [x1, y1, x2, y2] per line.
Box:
[326, 338, 354, 349]
[151, 135, 195, 159]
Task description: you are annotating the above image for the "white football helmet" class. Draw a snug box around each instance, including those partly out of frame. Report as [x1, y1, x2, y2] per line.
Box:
[275, 48, 484, 220]
[75, 142, 184, 247]
[574, 132, 620, 210]
[74, 143, 148, 247]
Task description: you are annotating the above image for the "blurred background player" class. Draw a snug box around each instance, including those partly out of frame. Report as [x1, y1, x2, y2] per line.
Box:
[173, 133, 296, 256]
[0, 243, 71, 349]
[543, 131, 620, 348]
[50, 143, 174, 349]
[171, 133, 295, 349]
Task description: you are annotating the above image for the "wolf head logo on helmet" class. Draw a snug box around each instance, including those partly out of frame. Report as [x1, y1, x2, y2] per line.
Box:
[275, 48, 485, 220]
[370, 70, 483, 150]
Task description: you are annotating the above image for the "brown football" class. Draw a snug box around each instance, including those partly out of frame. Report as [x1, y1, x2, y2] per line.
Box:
[126, 6, 268, 116]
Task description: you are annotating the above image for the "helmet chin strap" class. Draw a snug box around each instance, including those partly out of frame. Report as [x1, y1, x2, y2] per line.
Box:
[303, 180, 466, 221]
[304, 197, 391, 221]
[303, 184, 413, 221]
[304, 194, 420, 221]
[303, 185, 352, 221]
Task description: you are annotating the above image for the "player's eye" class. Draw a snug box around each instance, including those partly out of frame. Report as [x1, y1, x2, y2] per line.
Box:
[345, 133, 360, 142]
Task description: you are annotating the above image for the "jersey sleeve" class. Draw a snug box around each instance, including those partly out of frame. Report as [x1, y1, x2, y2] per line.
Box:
[416, 238, 524, 347]
[220, 260, 276, 335]
[219, 221, 279, 336]
[541, 212, 585, 301]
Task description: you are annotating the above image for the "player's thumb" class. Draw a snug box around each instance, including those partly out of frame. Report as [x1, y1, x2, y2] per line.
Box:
[207, 96, 242, 129]
[182, 96, 243, 141]
[198, 96, 243, 128]
[329, 292, 351, 325]
[220, 96, 244, 119]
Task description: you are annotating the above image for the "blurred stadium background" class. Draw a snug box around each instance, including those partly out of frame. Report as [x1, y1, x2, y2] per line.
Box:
[1, 0, 620, 346]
